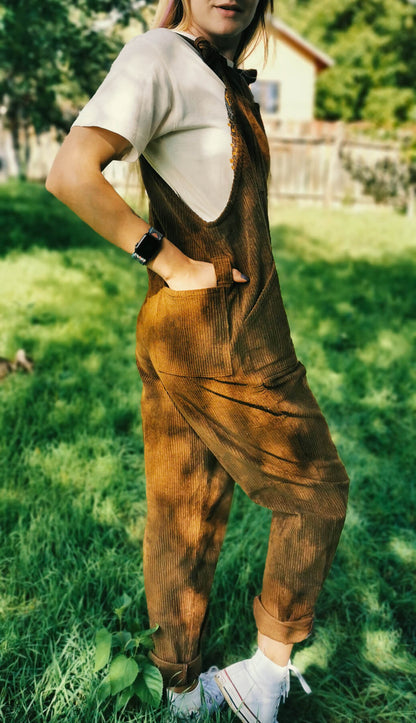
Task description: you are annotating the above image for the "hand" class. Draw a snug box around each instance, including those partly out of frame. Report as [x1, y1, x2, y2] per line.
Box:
[147, 237, 248, 291]
[166, 258, 249, 291]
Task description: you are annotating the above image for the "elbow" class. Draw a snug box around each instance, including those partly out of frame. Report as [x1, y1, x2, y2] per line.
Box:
[45, 163, 65, 199]
[45, 161, 81, 206]
[46, 126, 107, 201]
[44, 174, 55, 196]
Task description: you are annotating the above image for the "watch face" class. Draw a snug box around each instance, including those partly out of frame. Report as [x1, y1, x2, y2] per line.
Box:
[139, 234, 158, 263]
[134, 232, 162, 264]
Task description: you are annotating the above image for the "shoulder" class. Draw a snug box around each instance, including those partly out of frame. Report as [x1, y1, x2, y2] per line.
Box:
[118, 28, 191, 66]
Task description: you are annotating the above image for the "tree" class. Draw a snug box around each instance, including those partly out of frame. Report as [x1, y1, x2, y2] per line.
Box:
[0, 0, 148, 178]
[276, 0, 416, 125]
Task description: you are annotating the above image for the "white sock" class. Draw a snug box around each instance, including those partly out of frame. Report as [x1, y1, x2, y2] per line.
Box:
[249, 648, 288, 689]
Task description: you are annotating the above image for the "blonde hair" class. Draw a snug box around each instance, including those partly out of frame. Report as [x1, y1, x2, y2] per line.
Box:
[152, 0, 274, 65]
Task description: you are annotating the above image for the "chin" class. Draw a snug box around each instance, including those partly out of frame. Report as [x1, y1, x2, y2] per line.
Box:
[209, 21, 243, 38]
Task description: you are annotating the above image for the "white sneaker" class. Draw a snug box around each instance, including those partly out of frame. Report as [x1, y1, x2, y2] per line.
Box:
[215, 651, 311, 723]
[168, 666, 224, 720]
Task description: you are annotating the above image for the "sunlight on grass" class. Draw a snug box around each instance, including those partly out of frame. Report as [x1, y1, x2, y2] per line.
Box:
[1, 186, 415, 722]
[357, 330, 412, 369]
[0, 248, 145, 361]
[364, 629, 415, 674]
[271, 202, 416, 263]
[389, 535, 416, 566]
[26, 443, 121, 492]
[293, 632, 335, 673]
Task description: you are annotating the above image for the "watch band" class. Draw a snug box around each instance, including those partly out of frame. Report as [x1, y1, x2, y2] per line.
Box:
[131, 227, 164, 265]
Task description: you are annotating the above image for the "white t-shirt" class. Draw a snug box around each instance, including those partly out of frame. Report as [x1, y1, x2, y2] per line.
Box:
[73, 28, 235, 222]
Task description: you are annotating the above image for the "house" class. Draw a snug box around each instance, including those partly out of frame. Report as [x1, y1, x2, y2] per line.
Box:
[247, 16, 333, 121]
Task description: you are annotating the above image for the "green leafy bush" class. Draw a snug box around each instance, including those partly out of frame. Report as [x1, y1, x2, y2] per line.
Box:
[341, 148, 416, 212]
[363, 87, 416, 126]
[94, 594, 163, 712]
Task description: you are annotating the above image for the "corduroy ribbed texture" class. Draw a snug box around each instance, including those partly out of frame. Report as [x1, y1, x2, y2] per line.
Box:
[135, 36, 349, 685]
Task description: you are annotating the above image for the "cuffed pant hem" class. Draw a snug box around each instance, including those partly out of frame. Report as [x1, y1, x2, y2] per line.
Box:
[253, 595, 314, 644]
[148, 650, 202, 688]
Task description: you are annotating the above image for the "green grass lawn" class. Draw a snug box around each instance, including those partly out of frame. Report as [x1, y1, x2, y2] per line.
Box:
[0, 182, 415, 722]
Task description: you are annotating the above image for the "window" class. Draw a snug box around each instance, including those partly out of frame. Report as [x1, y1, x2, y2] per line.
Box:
[251, 80, 280, 114]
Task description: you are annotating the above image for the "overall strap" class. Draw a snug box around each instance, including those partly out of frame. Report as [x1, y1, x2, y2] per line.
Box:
[179, 34, 257, 92]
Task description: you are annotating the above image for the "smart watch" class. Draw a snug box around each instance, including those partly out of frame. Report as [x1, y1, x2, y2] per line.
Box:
[131, 227, 164, 265]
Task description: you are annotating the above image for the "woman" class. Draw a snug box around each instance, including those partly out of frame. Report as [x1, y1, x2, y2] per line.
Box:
[46, 1, 349, 720]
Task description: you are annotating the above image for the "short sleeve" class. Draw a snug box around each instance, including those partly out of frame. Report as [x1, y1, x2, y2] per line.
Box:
[72, 34, 174, 162]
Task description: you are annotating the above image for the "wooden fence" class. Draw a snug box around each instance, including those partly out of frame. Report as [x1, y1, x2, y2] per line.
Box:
[0, 120, 402, 208]
[264, 119, 400, 206]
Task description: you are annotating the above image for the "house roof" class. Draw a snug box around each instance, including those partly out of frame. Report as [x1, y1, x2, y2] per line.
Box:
[269, 16, 334, 72]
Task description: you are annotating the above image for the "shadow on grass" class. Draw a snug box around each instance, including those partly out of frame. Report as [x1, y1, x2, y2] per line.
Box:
[210, 225, 416, 720]
[0, 181, 104, 255]
[0, 214, 415, 721]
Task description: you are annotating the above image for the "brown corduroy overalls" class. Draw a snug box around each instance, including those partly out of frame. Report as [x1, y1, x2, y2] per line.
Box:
[135, 36, 349, 687]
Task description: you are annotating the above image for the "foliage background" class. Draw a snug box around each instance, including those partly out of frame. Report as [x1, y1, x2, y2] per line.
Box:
[277, 0, 416, 125]
[2, 0, 416, 169]
[0, 0, 147, 176]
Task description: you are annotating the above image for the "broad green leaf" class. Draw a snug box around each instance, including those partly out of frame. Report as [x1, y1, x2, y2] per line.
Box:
[125, 638, 138, 654]
[133, 673, 152, 705]
[133, 661, 163, 707]
[108, 654, 139, 695]
[135, 653, 149, 666]
[114, 630, 132, 650]
[94, 627, 112, 672]
[139, 636, 155, 651]
[133, 625, 159, 649]
[96, 677, 112, 703]
[116, 685, 134, 711]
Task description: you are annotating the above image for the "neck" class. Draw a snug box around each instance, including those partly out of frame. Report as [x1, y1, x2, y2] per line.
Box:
[210, 35, 240, 61]
[186, 25, 240, 60]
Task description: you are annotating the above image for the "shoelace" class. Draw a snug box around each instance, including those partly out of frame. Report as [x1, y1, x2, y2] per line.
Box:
[271, 661, 311, 722]
[199, 666, 224, 707]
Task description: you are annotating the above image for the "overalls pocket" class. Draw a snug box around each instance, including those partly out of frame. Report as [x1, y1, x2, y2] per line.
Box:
[151, 256, 234, 378]
[241, 266, 297, 377]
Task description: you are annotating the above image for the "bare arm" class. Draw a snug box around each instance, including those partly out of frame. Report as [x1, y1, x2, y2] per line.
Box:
[46, 126, 246, 289]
